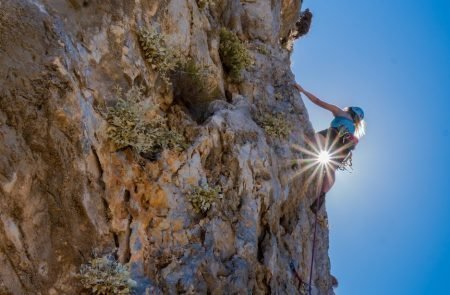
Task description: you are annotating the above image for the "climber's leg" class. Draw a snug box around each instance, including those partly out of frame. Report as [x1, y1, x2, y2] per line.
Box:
[312, 131, 337, 193]
[310, 130, 338, 213]
[310, 163, 338, 214]
[314, 132, 327, 151]
[321, 167, 336, 194]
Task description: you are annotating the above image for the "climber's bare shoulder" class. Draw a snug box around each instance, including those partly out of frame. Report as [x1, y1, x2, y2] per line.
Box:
[334, 108, 352, 119]
[317, 100, 348, 118]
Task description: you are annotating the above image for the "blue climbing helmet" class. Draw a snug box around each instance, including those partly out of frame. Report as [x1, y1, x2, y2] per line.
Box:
[349, 106, 364, 121]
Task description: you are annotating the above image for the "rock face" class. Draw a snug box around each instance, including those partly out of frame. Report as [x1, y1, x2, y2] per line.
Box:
[0, 0, 335, 294]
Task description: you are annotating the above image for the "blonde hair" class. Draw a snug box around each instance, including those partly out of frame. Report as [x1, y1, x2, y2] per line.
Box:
[354, 119, 366, 139]
[344, 107, 365, 139]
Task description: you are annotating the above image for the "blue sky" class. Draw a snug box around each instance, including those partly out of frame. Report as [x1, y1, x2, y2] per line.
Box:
[291, 1, 450, 294]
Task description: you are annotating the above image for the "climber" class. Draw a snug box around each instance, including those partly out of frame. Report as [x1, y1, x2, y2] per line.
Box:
[294, 83, 365, 213]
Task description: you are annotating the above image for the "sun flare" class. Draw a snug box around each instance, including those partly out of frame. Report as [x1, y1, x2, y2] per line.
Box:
[288, 133, 348, 187]
[317, 150, 331, 165]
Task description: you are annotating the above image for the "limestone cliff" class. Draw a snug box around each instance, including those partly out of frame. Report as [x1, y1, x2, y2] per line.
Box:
[0, 0, 335, 294]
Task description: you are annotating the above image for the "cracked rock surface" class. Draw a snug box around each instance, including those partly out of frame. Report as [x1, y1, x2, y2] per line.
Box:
[0, 0, 335, 294]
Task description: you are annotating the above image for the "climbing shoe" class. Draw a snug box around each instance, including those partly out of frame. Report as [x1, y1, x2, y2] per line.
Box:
[310, 192, 326, 214]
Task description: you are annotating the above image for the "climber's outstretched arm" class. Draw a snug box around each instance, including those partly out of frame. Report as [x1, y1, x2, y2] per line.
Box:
[294, 83, 344, 117]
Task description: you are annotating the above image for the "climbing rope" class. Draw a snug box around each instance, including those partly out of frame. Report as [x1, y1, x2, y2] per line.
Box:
[290, 197, 321, 295]
[290, 182, 324, 294]
[308, 198, 320, 295]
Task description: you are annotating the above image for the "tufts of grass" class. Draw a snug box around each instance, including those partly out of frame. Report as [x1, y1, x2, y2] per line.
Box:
[187, 184, 222, 214]
[106, 86, 187, 156]
[138, 27, 180, 84]
[77, 256, 136, 295]
[254, 112, 292, 139]
[219, 28, 252, 81]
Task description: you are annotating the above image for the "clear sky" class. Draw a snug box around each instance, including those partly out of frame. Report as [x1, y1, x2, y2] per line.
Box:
[291, 1, 450, 294]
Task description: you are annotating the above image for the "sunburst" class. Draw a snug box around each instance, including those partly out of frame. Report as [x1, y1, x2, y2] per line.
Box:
[288, 132, 353, 191]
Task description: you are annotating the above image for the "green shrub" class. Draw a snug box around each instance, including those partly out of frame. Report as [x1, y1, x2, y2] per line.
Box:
[219, 28, 252, 81]
[107, 86, 186, 155]
[255, 112, 291, 139]
[138, 27, 180, 84]
[78, 256, 136, 295]
[187, 184, 222, 213]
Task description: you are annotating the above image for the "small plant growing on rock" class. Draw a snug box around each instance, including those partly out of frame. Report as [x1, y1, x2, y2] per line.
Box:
[256, 45, 270, 56]
[274, 92, 283, 100]
[138, 27, 180, 84]
[255, 112, 292, 139]
[219, 28, 252, 81]
[107, 86, 186, 157]
[78, 255, 136, 295]
[187, 184, 222, 213]
[197, 0, 215, 9]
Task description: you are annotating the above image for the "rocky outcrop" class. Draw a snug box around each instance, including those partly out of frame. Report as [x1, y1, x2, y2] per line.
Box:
[0, 0, 335, 294]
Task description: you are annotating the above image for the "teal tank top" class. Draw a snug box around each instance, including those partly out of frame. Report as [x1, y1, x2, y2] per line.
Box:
[330, 116, 355, 135]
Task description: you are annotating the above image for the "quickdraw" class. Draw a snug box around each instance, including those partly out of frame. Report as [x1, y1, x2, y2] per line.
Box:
[338, 151, 353, 171]
[337, 127, 359, 171]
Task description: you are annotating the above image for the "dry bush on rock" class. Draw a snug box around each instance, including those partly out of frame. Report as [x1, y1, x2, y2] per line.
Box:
[138, 27, 180, 84]
[78, 256, 136, 295]
[187, 184, 222, 213]
[107, 86, 186, 158]
[254, 112, 292, 139]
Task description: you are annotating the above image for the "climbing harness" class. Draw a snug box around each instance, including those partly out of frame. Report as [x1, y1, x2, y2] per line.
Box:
[336, 127, 359, 171]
